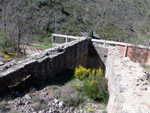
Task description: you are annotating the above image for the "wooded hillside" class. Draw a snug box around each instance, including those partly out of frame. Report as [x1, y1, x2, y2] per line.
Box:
[0, 0, 150, 44]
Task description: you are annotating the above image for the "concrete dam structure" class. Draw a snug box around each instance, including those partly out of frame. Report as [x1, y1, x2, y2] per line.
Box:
[0, 34, 150, 113]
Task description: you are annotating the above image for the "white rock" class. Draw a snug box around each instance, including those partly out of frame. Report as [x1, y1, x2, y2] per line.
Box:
[55, 104, 59, 108]
[25, 94, 31, 100]
[38, 111, 42, 113]
[41, 91, 48, 96]
[48, 102, 51, 106]
[54, 99, 59, 104]
[59, 101, 65, 108]
[0, 61, 4, 66]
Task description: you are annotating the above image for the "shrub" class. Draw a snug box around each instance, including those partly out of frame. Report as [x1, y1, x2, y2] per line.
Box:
[1, 48, 7, 54]
[32, 102, 46, 111]
[10, 110, 19, 113]
[74, 66, 109, 104]
[42, 37, 52, 45]
[37, 0, 50, 8]
[60, 93, 85, 107]
[88, 107, 93, 112]
[74, 83, 79, 89]
[83, 79, 99, 100]
[8, 53, 17, 57]
[31, 96, 42, 103]
[83, 74, 109, 104]
[74, 66, 103, 80]
[50, 85, 58, 90]
[4, 55, 10, 59]
[74, 65, 91, 80]
[0, 100, 10, 111]
[53, 91, 61, 99]
[88, 30, 93, 38]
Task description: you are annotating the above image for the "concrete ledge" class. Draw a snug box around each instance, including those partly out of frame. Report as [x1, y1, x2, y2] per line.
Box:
[105, 46, 150, 113]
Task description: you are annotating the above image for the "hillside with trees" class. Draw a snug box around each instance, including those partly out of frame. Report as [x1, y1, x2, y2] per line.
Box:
[0, 0, 150, 50]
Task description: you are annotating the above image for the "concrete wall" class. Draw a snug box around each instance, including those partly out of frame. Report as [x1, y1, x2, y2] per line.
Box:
[90, 44, 150, 113]
[105, 46, 150, 113]
[0, 38, 90, 94]
[87, 42, 107, 70]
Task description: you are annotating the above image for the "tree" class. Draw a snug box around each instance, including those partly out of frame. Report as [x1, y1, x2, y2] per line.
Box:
[14, 7, 21, 54]
[3, 0, 6, 50]
[88, 30, 93, 38]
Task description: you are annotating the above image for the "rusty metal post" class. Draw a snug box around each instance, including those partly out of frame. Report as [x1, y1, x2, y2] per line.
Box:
[124, 44, 128, 57]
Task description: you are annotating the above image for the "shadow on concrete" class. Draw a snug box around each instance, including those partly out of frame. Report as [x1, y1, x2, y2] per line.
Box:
[87, 42, 106, 71]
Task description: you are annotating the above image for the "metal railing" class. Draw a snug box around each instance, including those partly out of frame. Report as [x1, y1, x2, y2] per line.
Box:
[51, 34, 86, 46]
[51, 34, 150, 57]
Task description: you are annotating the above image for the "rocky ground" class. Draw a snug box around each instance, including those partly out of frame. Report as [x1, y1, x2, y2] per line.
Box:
[143, 66, 150, 82]
[0, 79, 107, 113]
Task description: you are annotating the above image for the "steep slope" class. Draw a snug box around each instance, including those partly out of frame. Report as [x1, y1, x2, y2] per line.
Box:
[0, 0, 150, 43]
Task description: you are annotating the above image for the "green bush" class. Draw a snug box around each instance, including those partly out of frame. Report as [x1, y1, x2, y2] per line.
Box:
[0, 100, 10, 111]
[83, 76, 109, 104]
[42, 37, 52, 45]
[37, 0, 50, 8]
[10, 110, 19, 113]
[83, 79, 99, 100]
[60, 93, 85, 107]
[36, 36, 51, 45]
[88, 30, 93, 38]
[74, 66, 109, 104]
[31, 96, 42, 103]
[53, 91, 61, 99]
[50, 85, 58, 90]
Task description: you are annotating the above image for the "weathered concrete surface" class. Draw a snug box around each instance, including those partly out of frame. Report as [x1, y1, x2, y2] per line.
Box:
[105, 46, 150, 113]
[0, 38, 90, 94]
[87, 42, 107, 70]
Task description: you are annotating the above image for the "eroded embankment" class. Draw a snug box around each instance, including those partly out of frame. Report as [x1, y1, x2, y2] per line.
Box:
[0, 38, 90, 94]
[105, 46, 150, 113]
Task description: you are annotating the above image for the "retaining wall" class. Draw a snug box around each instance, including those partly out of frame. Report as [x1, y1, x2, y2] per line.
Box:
[91, 43, 150, 113]
[104, 45, 150, 113]
[0, 38, 90, 94]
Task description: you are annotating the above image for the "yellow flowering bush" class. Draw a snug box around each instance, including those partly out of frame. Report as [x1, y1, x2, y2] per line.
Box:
[96, 68, 103, 76]
[4, 55, 10, 59]
[74, 65, 91, 80]
[74, 65, 103, 80]
[75, 83, 79, 89]
[74, 66, 109, 104]
[88, 107, 93, 112]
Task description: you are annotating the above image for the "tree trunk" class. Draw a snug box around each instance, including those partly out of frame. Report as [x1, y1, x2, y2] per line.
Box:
[15, 8, 21, 55]
[3, 0, 7, 50]
[17, 28, 21, 55]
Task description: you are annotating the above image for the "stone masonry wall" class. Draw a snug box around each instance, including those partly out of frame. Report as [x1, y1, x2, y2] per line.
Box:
[0, 38, 90, 94]
[1, 37, 150, 113]
[105, 46, 150, 113]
